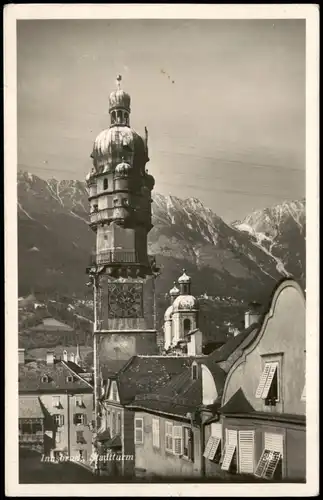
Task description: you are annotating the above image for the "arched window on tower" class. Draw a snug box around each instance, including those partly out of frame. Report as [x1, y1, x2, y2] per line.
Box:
[117, 110, 122, 124]
[111, 111, 116, 125]
[103, 178, 108, 190]
[184, 318, 191, 335]
[124, 112, 129, 125]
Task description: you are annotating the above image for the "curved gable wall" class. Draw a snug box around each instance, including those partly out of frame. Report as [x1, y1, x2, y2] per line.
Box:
[222, 281, 306, 416]
[202, 364, 218, 405]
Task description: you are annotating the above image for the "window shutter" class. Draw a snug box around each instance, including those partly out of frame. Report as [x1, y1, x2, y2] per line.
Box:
[238, 430, 255, 474]
[264, 432, 283, 456]
[211, 422, 222, 439]
[261, 363, 278, 399]
[134, 418, 143, 444]
[152, 418, 160, 448]
[60, 415, 64, 426]
[221, 444, 236, 471]
[255, 363, 272, 398]
[165, 421, 173, 452]
[255, 449, 281, 479]
[73, 414, 77, 425]
[82, 414, 87, 425]
[204, 436, 221, 460]
[173, 426, 183, 455]
[226, 429, 237, 446]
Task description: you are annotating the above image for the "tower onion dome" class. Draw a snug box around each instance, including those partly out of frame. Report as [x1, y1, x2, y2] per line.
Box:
[144, 170, 155, 190]
[164, 305, 173, 321]
[109, 74, 131, 112]
[115, 160, 133, 177]
[172, 295, 199, 313]
[178, 270, 191, 284]
[169, 282, 180, 297]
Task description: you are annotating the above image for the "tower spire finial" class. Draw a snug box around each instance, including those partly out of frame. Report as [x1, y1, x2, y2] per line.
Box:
[116, 74, 122, 90]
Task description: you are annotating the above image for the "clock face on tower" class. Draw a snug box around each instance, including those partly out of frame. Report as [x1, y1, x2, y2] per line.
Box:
[107, 282, 144, 318]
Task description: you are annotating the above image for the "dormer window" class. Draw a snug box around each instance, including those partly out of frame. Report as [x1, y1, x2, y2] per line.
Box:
[192, 364, 198, 380]
[66, 375, 74, 383]
[103, 178, 108, 190]
[41, 375, 49, 383]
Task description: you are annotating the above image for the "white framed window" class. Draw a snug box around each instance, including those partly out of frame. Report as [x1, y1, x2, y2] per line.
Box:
[173, 426, 183, 455]
[74, 413, 87, 425]
[75, 395, 84, 407]
[238, 430, 255, 474]
[134, 417, 144, 444]
[53, 414, 64, 427]
[221, 429, 237, 472]
[255, 361, 279, 402]
[183, 427, 194, 460]
[152, 418, 160, 449]
[165, 421, 173, 452]
[52, 396, 61, 408]
[255, 432, 283, 480]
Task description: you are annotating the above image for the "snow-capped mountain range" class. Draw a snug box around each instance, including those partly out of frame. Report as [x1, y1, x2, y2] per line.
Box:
[17, 171, 305, 336]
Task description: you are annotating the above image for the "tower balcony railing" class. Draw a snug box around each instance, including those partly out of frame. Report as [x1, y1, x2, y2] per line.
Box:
[90, 250, 139, 266]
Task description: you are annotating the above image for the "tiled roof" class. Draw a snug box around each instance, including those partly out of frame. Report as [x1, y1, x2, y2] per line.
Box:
[19, 396, 45, 419]
[19, 360, 92, 393]
[101, 360, 130, 381]
[208, 324, 260, 363]
[114, 356, 197, 405]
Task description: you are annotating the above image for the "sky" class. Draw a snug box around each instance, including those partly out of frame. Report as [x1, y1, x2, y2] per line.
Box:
[17, 19, 305, 222]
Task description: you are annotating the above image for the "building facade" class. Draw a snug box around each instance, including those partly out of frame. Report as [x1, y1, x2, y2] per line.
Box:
[19, 351, 94, 465]
[203, 279, 306, 482]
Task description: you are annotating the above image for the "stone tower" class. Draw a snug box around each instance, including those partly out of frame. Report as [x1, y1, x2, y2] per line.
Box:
[86, 76, 159, 412]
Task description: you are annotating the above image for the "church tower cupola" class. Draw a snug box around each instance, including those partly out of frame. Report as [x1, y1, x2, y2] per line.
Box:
[169, 281, 180, 304]
[178, 269, 191, 295]
[109, 75, 131, 127]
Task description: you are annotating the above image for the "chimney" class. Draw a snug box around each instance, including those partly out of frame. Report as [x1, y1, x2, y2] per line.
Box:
[244, 301, 262, 329]
[46, 351, 54, 365]
[75, 345, 81, 366]
[63, 350, 68, 362]
[187, 329, 203, 356]
[69, 352, 75, 363]
[18, 348, 25, 364]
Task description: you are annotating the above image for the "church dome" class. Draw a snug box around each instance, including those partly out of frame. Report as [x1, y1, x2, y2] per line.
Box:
[109, 88, 131, 112]
[172, 295, 199, 313]
[164, 305, 173, 321]
[178, 270, 191, 284]
[169, 282, 180, 297]
[115, 160, 133, 177]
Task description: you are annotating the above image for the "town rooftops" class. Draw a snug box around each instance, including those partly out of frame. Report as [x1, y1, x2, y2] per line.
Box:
[19, 359, 93, 393]
[208, 323, 260, 364]
[28, 317, 74, 332]
[104, 355, 200, 405]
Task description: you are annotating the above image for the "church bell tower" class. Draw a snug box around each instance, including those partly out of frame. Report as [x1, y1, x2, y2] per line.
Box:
[86, 76, 159, 410]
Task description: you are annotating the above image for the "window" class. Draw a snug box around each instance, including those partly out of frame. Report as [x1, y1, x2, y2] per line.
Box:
[165, 421, 173, 452]
[75, 396, 84, 408]
[92, 204, 98, 213]
[116, 412, 121, 435]
[238, 430, 255, 474]
[76, 430, 85, 444]
[66, 375, 74, 383]
[111, 381, 118, 401]
[204, 423, 222, 462]
[41, 375, 49, 383]
[184, 318, 191, 334]
[103, 178, 108, 190]
[183, 427, 194, 460]
[52, 396, 61, 408]
[122, 198, 129, 207]
[53, 414, 64, 427]
[113, 198, 118, 206]
[74, 414, 87, 425]
[255, 361, 279, 404]
[173, 426, 183, 455]
[79, 450, 87, 461]
[221, 429, 237, 472]
[134, 417, 144, 444]
[152, 418, 160, 449]
[255, 433, 283, 480]
[192, 364, 198, 380]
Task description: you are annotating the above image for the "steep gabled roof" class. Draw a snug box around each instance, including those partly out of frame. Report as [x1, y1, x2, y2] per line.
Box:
[209, 323, 260, 363]
[19, 360, 92, 393]
[19, 395, 45, 419]
[111, 356, 197, 406]
[219, 388, 255, 415]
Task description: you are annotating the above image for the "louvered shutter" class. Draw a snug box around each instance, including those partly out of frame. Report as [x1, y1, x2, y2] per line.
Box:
[134, 418, 143, 444]
[173, 426, 183, 455]
[152, 418, 160, 448]
[255, 363, 272, 398]
[221, 429, 237, 470]
[165, 421, 173, 452]
[226, 429, 237, 446]
[238, 430, 255, 474]
[264, 432, 283, 456]
[261, 363, 278, 399]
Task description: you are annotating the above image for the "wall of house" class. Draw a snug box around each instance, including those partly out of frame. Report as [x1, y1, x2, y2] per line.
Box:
[38, 391, 94, 463]
[203, 415, 306, 481]
[223, 284, 306, 416]
[201, 365, 218, 405]
[134, 411, 202, 478]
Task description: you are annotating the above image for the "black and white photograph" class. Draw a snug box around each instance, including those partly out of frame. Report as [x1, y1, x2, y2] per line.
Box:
[4, 4, 319, 497]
